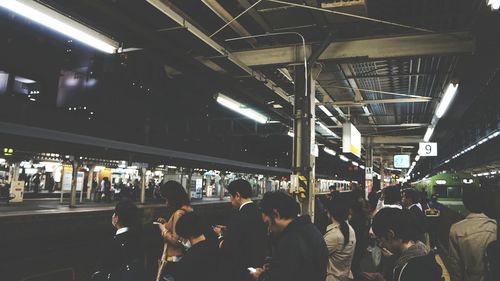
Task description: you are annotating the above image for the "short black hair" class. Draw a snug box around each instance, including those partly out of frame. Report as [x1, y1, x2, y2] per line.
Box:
[176, 212, 204, 239]
[372, 208, 419, 242]
[261, 191, 300, 219]
[402, 188, 420, 204]
[227, 179, 252, 199]
[161, 181, 190, 210]
[463, 187, 486, 213]
[384, 185, 401, 205]
[114, 199, 138, 227]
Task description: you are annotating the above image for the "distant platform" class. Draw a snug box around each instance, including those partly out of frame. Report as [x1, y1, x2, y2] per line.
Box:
[0, 196, 231, 218]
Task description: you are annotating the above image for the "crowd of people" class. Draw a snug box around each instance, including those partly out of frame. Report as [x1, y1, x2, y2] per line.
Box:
[91, 180, 498, 281]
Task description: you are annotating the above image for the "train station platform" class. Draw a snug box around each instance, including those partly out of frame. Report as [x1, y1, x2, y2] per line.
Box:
[0, 196, 230, 218]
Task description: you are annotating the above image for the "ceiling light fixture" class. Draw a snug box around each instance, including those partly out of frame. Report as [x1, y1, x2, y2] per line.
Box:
[339, 155, 349, 162]
[323, 147, 336, 156]
[423, 126, 434, 142]
[330, 116, 342, 126]
[488, 0, 500, 10]
[317, 122, 339, 138]
[287, 131, 294, 137]
[362, 105, 371, 115]
[318, 105, 333, 117]
[216, 93, 268, 124]
[0, 0, 119, 53]
[435, 83, 459, 118]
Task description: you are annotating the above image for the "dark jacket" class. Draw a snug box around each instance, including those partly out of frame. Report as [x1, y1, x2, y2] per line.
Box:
[393, 242, 442, 281]
[408, 204, 428, 242]
[262, 215, 328, 281]
[94, 229, 145, 281]
[221, 202, 267, 281]
[175, 240, 219, 281]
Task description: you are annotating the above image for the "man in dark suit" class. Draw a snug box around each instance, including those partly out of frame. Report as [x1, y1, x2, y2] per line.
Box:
[250, 191, 328, 281]
[402, 188, 429, 244]
[92, 200, 145, 281]
[213, 179, 267, 281]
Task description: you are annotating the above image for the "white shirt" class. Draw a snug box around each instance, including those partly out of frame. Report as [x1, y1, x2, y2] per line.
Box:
[239, 200, 253, 211]
[116, 227, 129, 235]
[409, 203, 422, 211]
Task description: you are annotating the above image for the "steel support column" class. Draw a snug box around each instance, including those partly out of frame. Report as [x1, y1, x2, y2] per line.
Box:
[365, 138, 374, 199]
[86, 164, 95, 200]
[70, 159, 79, 208]
[293, 68, 316, 218]
[140, 167, 147, 204]
[219, 173, 225, 201]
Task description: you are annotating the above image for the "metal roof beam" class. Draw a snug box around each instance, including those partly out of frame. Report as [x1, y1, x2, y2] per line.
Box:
[201, 0, 257, 45]
[331, 98, 432, 106]
[232, 32, 474, 66]
[146, 0, 292, 104]
[237, 0, 273, 32]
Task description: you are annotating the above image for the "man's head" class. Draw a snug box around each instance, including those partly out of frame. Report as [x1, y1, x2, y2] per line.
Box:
[112, 199, 138, 229]
[463, 187, 487, 213]
[260, 191, 300, 234]
[176, 212, 205, 240]
[372, 208, 419, 253]
[384, 185, 402, 205]
[227, 179, 252, 209]
[402, 188, 420, 208]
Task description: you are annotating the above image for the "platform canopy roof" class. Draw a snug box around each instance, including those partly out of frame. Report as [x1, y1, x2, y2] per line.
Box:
[0, 0, 497, 176]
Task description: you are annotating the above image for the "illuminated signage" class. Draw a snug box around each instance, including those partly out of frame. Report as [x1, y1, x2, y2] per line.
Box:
[394, 155, 410, 169]
[342, 122, 361, 158]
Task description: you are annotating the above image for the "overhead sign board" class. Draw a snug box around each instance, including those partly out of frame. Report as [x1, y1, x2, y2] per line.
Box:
[342, 122, 361, 158]
[394, 155, 410, 169]
[419, 142, 438, 156]
[365, 167, 373, 180]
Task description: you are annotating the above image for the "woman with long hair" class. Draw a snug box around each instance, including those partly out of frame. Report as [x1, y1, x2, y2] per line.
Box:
[324, 197, 357, 281]
[156, 181, 193, 281]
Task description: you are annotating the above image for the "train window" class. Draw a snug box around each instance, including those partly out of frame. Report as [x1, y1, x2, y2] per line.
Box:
[447, 186, 462, 198]
[435, 185, 447, 198]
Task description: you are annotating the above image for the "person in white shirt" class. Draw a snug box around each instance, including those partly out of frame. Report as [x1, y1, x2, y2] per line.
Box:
[324, 197, 356, 281]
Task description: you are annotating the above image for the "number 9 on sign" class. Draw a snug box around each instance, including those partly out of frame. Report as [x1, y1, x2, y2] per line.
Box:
[419, 142, 437, 156]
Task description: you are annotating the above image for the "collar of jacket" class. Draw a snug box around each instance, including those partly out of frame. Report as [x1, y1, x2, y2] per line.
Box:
[326, 221, 340, 233]
[282, 215, 312, 235]
[465, 213, 490, 220]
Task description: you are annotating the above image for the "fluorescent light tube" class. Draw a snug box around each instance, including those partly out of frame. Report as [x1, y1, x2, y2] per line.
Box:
[339, 155, 349, 162]
[362, 105, 370, 115]
[488, 0, 500, 10]
[330, 116, 342, 126]
[423, 127, 434, 142]
[359, 165, 365, 169]
[317, 122, 339, 138]
[435, 83, 458, 118]
[287, 131, 294, 137]
[216, 93, 268, 124]
[323, 147, 336, 156]
[0, 0, 119, 53]
[318, 105, 333, 117]
[415, 155, 420, 161]
[352, 161, 359, 166]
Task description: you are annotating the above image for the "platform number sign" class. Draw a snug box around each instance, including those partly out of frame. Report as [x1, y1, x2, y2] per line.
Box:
[419, 142, 437, 157]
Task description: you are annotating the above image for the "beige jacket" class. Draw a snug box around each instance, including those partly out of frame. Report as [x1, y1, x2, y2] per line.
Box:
[324, 221, 356, 281]
[449, 213, 497, 281]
